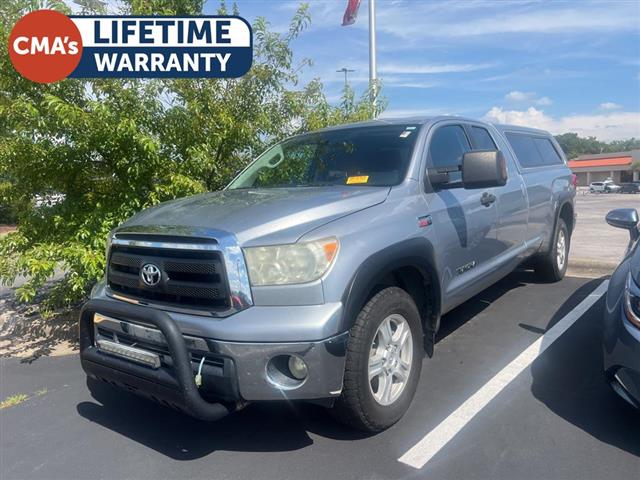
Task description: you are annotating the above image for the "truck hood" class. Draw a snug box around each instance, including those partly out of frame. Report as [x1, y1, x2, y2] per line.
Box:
[119, 186, 390, 245]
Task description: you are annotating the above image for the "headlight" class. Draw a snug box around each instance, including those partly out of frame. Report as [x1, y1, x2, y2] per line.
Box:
[624, 273, 640, 329]
[244, 237, 339, 286]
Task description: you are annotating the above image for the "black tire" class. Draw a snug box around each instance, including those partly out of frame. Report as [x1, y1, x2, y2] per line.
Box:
[535, 217, 569, 282]
[329, 287, 423, 432]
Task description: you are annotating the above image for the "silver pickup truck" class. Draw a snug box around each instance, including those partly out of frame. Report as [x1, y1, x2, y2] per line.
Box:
[80, 116, 576, 431]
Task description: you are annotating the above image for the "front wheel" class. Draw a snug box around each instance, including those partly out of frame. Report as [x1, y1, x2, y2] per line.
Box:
[535, 217, 569, 282]
[329, 287, 423, 432]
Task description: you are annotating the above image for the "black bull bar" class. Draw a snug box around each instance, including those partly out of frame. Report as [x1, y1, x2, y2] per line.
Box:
[79, 298, 236, 421]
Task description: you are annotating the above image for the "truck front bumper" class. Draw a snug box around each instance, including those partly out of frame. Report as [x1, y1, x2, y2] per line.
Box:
[80, 298, 349, 420]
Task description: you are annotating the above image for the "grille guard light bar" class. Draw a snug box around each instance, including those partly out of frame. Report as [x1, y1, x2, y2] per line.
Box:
[96, 339, 161, 369]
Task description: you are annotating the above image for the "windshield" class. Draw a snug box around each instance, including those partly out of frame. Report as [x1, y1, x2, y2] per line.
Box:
[227, 124, 421, 189]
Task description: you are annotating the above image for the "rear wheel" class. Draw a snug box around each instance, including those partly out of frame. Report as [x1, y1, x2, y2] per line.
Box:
[330, 287, 423, 432]
[535, 217, 569, 282]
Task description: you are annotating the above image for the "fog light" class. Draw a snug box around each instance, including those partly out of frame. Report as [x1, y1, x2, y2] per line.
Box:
[266, 355, 307, 389]
[288, 355, 308, 380]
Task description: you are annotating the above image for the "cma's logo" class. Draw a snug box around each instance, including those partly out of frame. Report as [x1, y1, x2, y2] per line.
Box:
[140, 263, 161, 286]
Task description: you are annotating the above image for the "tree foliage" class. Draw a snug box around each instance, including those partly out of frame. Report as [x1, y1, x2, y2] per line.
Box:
[0, 0, 382, 309]
[554, 132, 640, 160]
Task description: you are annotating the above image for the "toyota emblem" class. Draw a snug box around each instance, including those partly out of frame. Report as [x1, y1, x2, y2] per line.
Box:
[140, 263, 161, 287]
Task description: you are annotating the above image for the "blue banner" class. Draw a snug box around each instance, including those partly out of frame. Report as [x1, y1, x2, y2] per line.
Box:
[68, 16, 253, 79]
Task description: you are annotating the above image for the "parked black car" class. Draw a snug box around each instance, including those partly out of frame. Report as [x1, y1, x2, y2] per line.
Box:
[619, 182, 640, 194]
[604, 208, 640, 408]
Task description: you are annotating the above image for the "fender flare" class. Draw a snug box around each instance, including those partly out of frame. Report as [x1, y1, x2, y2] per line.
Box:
[542, 196, 575, 253]
[340, 237, 442, 355]
[557, 198, 575, 232]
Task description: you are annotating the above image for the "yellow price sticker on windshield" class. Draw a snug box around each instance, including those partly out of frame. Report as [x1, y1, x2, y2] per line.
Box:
[346, 175, 369, 185]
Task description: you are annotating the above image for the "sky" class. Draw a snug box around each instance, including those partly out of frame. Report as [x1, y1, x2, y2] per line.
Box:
[203, 0, 640, 141]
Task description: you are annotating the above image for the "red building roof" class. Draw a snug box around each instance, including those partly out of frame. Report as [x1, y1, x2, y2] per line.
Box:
[568, 156, 632, 169]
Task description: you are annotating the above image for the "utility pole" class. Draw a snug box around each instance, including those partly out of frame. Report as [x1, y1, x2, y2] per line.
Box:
[368, 0, 377, 113]
[336, 67, 355, 87]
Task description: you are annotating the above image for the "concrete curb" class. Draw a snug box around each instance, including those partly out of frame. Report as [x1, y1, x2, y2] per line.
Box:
[567, 257, 618, 278]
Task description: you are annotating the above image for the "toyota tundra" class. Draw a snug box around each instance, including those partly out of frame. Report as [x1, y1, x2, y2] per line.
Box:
[80, 116, 576, 431]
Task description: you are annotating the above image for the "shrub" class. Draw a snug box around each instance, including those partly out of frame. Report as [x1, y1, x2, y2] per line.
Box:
[0, 0, 383, 309]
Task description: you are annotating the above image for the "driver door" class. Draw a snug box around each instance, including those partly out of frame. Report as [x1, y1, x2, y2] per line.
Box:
[424, 123, 500, 311]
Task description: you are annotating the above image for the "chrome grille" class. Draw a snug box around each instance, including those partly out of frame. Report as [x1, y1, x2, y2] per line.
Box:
[107, 240, 230, 311]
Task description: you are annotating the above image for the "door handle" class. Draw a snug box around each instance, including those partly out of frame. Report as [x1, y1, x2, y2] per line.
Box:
[481, 192, 496, 207]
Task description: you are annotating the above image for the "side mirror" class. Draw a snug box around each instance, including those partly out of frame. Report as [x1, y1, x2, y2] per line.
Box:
[606, 209, 639, 249]
[462, 150, 507, 189]
[426, 165, 458, 187]
[606, 208, 639, 230]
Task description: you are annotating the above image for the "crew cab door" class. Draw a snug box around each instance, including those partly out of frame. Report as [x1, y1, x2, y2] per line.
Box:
[424, 123, 500, 310]
[502, 131, 559, 249]
[468, 124, 528, 263]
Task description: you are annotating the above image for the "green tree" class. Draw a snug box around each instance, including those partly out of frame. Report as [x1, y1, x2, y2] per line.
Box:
[554, 133, 603, 159]
[608, 138, 640, 153]
[0, 0, 381, 309]
[555, 132, 640, 159]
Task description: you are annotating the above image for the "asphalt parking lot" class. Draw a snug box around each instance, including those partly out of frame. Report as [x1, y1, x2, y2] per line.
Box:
[2, 270, 638, 480]
[570, 193, 640, 273]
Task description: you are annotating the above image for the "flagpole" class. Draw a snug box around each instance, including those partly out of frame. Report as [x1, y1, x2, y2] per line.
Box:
[368, 0, 377, 114]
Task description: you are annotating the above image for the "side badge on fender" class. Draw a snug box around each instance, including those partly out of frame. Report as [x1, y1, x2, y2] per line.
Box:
[418, 215, 432, 228]
[456, 261, 477, 276]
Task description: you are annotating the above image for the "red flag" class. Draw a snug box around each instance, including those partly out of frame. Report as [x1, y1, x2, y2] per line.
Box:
[342, 0, 361, 26]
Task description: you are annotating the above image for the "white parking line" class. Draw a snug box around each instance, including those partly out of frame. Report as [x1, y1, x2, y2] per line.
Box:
[398, 280, 609, 469]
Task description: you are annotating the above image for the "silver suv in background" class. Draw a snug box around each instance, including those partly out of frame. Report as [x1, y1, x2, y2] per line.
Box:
[80, 116, 576, 431]
[590, 180, 622, 193]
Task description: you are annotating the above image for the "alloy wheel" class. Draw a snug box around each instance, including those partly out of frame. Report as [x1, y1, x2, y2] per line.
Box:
[556, 229, 567, 270]
[368, 314, 413, 406]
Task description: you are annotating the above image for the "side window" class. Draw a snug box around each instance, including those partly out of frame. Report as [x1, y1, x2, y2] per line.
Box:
[533, 137, 563, 165]
[504, 132, 542, 168]
[470, 126, 497, 150]
[428, 125, 470, 182]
